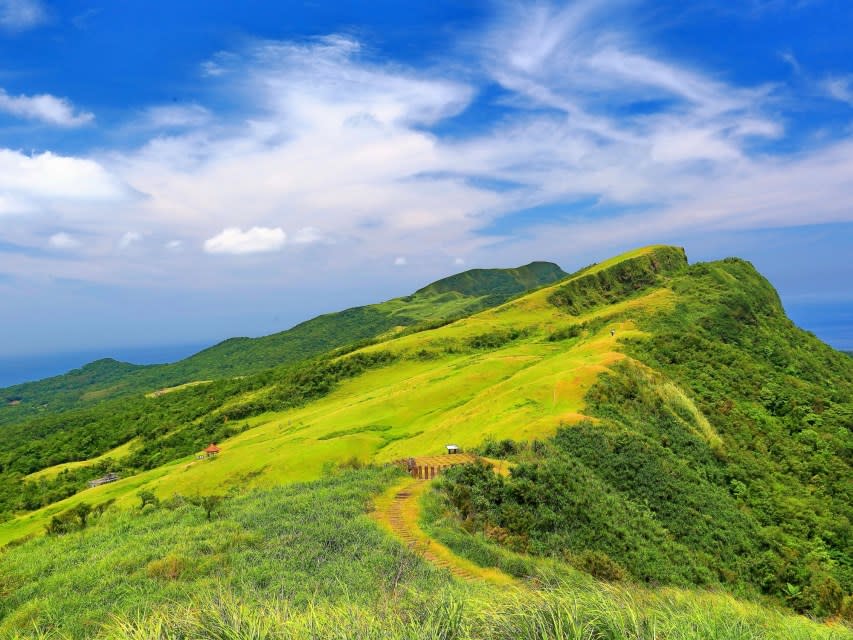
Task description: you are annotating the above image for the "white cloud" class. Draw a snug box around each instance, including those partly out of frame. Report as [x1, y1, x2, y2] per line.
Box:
[4, 3, 853, 291]
[200, 52, 238, 77]
[394, 256, 407, 266]
[118, 231, 141, 249]
[165, 240, 183, 250]
[102, 35, 490, 266]
[0, 89, 93, 126]
[0, 149, 128, 216]
[48, 232, 79, 249]
[0, 0, 46, 31]
[823, 75, 853, 106]
[204, 226, 286, 255]
[291, 227, 325, 245]
[454, 257, 465, 266]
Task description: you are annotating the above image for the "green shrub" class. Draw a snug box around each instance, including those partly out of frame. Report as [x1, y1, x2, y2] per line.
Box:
[547, 324, 582, 342]
[573, 550, 627, 582]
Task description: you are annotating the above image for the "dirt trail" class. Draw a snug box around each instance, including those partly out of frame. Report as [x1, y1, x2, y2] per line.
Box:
[384, 479, 475, 580]
[374, 473, 514, 585]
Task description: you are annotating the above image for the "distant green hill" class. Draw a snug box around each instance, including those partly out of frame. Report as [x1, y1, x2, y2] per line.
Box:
[0, 261, 567, 423]
[414, 261, 566, 298]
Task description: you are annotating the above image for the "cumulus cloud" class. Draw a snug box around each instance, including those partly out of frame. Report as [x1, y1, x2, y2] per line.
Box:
[394, 256, 407, 266]
[0, 0, 46, 31]
[0, 149, 128, 216]
[204, 226, 286, 255]
[48, 232, 80, 249]
[0, 89, 93, 126]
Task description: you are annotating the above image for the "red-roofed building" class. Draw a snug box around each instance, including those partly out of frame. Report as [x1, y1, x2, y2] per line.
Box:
[204, 443, 221, 457]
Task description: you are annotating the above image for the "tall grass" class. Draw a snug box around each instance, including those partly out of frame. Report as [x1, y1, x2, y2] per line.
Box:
[0, 467, 449, 638]
[2, 467, 849, 640]
[87, 581, 853, 640]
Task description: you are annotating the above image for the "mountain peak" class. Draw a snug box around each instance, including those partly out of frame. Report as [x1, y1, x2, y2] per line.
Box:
[414, 261, 567, 298]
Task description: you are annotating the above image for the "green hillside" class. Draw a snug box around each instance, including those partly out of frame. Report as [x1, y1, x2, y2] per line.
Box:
[414, 260, 566, 297]
[434, 256, 853, 618]
[0, 261, 567, 424]
[0, 245, 850, 636]
[3, 468, 846, 640]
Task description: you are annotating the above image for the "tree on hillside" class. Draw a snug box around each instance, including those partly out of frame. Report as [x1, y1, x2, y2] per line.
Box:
[192, 494, 225, 521]
[137, 490, 159, 509]
[70, 502, 92, 529]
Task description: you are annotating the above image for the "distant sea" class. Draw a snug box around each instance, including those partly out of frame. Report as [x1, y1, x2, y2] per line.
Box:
[786, 302, 852, 352]
[0, 343, 211, 389]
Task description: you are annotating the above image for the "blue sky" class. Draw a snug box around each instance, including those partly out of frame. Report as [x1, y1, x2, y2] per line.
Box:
[0, 0, 851, 361]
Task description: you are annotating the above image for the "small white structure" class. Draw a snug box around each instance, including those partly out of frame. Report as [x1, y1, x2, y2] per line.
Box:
[87, 472, 120, 488]
[446, 444, 460, 455]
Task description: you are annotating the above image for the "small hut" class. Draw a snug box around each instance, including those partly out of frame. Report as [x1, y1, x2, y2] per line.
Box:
[204, 443, 221, 458]
[445, 444, 460, 455]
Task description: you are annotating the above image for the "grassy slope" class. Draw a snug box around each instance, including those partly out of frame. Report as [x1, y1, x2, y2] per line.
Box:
[0, 247, 674, 545]
[0, 467, 451, 637]
[24, 439, 138, 482]
[430, 256, 853, 619]
[0, 261, 566, 424]
[0, 467, 847, 640]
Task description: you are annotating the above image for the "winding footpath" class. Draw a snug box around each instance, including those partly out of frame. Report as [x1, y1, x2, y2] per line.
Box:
[373, 463, 515, 586]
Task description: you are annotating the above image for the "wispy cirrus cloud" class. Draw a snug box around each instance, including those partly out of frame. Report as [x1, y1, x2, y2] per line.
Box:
[0, 0, 46, 32]
[822, 75, 853, 106]
[2, 1, 852, 292]
[0, 88, 93, 126]
[138, 104, 212, 130]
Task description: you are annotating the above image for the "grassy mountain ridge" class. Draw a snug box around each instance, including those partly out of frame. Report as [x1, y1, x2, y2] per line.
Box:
[0, 246, 682, 528]
[0, 261, 567, 424]
[0, 245, 850, 632]
[434, 255, 852, 618]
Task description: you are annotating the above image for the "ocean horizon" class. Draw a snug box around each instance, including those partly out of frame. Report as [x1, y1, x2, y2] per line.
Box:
[0, 343, 212, 389]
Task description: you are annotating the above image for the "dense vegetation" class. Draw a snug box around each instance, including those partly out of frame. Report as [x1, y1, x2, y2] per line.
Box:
[415, 261, 566, 298]
[0, 262, 566, 425]
[547, 246, 685, 315]
[436, 257, 853, 619]
[1, 466, 846, 639]
[0, 350, 398, 520]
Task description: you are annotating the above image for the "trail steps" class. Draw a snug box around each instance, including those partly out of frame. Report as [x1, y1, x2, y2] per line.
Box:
[382, 479, 477, 581]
